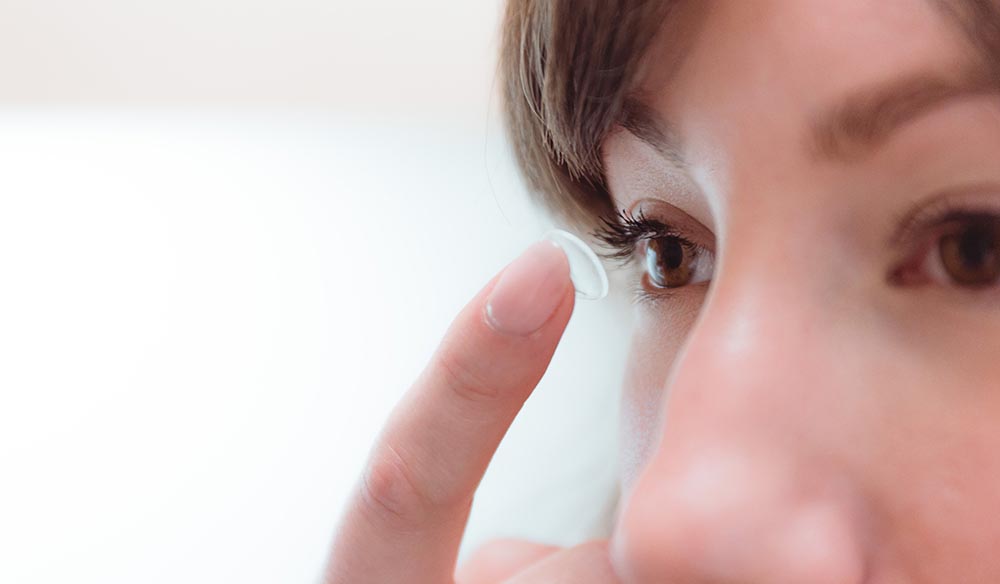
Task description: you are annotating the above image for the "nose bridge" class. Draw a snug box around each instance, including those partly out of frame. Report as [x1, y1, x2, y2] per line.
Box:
[669, 234, 834, 440]
[611, 232, 869, 582]
[656, 213, 852, 482]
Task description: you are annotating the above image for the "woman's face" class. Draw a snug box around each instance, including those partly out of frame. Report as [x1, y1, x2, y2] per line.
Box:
[604, 0, 1000, 581]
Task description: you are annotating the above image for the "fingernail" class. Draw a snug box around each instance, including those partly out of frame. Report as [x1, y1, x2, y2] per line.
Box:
[486, 240, 571, 335]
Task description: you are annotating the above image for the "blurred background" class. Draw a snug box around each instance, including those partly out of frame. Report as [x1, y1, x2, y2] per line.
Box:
[0, 2, 631, 582]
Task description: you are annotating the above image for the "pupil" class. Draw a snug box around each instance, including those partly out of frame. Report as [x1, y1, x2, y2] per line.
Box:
[940, 219, 1000, 287]
[645, 236, 695, 289]
[663, 239, 684, 270]
[957, 224, 995, 268]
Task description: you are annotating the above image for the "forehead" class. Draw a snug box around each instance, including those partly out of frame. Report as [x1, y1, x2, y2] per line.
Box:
[643, 0, 970, 129]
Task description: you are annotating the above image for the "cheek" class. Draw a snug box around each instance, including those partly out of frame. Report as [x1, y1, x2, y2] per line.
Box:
[861, 358, 1000, 577]
[619, 296, 704, 492]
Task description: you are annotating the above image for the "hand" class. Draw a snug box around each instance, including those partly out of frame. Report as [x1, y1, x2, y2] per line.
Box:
[324, 240, 619, 583]
[455, 538, 617, 583]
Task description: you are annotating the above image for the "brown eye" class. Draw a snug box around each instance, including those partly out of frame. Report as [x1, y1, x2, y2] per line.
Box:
[937, 218, 1000, 287]
[642, 236, 713, 289]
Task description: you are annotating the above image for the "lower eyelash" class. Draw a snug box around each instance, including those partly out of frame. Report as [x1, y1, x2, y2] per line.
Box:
[630, 278, 681, 306]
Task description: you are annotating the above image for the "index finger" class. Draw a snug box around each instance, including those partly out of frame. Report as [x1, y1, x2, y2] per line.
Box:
[325, 239, 576, 584]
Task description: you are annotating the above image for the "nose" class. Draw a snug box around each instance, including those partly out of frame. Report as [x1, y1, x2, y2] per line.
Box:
[611, 279, 870, 583]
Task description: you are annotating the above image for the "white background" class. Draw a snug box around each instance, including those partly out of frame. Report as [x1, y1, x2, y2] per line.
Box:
[0, 2, 632, 582]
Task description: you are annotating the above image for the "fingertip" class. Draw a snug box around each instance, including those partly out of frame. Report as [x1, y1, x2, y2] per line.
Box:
[485, 240, 573, 337]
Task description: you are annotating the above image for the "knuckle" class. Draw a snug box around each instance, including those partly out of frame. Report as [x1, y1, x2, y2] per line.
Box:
[466, 538, 516, 565]
[455, 541, 515, 584]
[436, 348, 501, 402]
[456, 539, 560, 584]
[359, 445, 436, 527]
[569, 540, 617, 577]
[574, 540, 610, 555]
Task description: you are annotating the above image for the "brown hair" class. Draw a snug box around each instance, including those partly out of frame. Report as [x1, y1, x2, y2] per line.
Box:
[499, 0, 671, 230]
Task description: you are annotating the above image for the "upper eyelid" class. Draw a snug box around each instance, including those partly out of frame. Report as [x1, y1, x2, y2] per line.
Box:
[890, 187, 1000, 247]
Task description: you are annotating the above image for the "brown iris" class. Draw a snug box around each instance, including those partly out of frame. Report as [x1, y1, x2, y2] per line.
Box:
[938, 218, 1000, 287]
[644, 236, 697, 288]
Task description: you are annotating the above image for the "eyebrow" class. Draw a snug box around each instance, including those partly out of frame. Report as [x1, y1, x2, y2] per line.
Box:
[818, 0, 1000, 160]
[621, 68, 1000, 170]
[620, 96, 689, 172]
[810, 68, 1000, 162]
[620, 72, 1000, 171]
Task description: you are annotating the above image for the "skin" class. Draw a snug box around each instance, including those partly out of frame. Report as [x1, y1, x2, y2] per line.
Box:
[328, 0, 1000, 582]
[608, 0, 1000, 581]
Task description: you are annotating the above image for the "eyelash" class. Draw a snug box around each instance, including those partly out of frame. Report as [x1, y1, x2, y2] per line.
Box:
[592, 208, 708, 304]
[593, 209, 685, 262]
[895, 197, 1000, 245]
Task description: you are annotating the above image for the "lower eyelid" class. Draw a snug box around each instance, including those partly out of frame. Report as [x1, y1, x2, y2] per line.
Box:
[634, 279, 698, 306]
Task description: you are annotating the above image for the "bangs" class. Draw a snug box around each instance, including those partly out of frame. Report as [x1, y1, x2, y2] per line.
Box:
[500, 0, 672, 229]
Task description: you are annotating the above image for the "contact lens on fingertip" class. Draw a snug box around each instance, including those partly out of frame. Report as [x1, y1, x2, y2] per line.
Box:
[544, 229, 610, 301]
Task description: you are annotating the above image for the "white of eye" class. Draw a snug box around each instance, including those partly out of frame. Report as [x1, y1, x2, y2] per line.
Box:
[921, 242, 952, 285]
[689, 247, 715, 285]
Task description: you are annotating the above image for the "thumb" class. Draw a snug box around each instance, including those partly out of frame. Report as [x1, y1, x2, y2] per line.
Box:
[454, 539, 561, 584]
[502, 540, 619, 583]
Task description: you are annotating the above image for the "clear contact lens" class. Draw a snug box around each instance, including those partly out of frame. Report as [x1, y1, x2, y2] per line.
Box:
[544, 229, 610, 301]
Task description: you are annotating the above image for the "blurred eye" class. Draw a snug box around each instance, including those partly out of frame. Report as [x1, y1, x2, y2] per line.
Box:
[926, 216, 1000, 287]
[894, 211, 1000, 289]
[641, 235, 714, 289]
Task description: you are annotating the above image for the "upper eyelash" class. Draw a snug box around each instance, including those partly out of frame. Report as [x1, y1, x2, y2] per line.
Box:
[896, 206, 1000, 247]
[592, 208, 685, 263]
[889, 187, 1000, 247]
